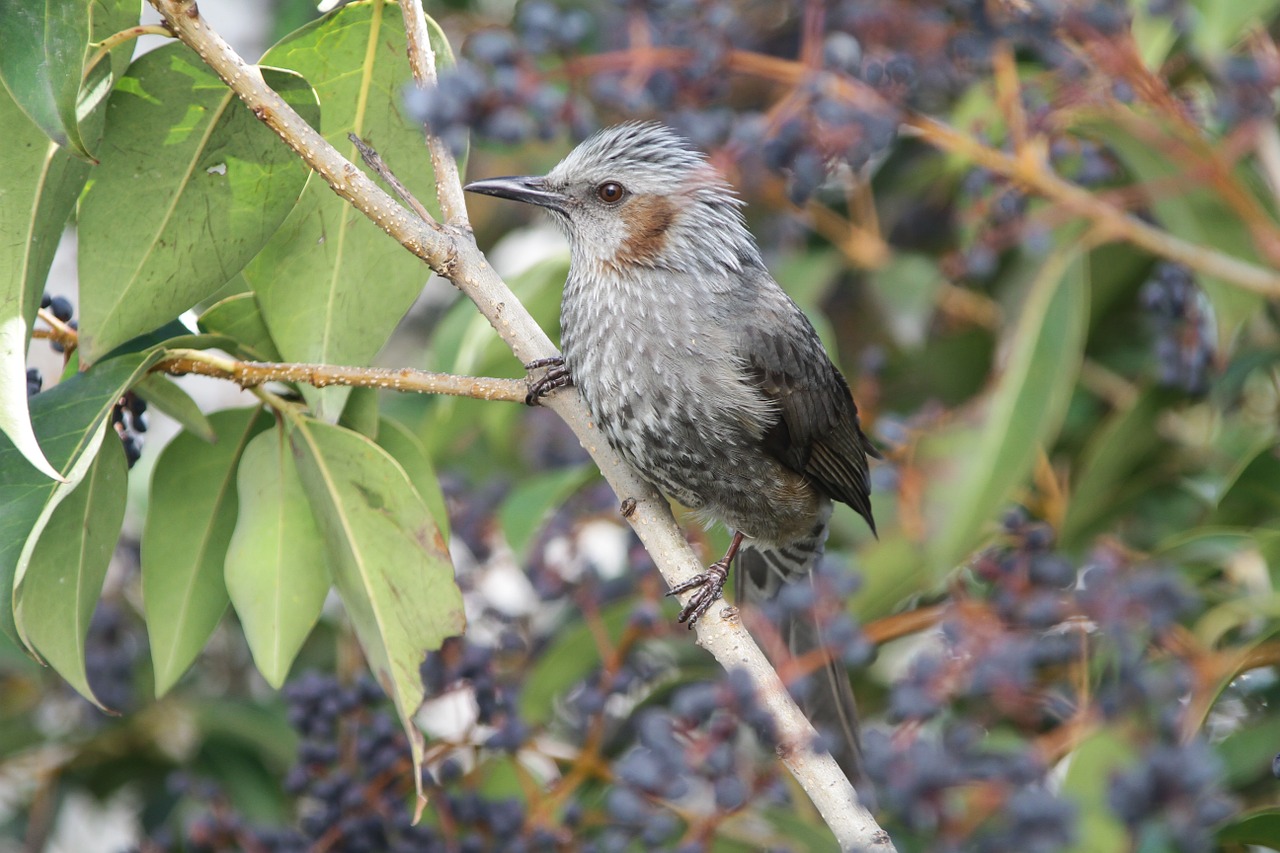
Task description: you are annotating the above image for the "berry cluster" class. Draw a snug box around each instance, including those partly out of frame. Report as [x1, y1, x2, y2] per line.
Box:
[41, 291, 77, 353]
[143, 672, 431, 852]
[403, 3, 594, 155]
[84, 601, 143, 713]
[1139, 262, 1216, 395]
[111, 392, 149, 468]
[862, 505, 1233, 850]
[1213, 55, 1278, 129]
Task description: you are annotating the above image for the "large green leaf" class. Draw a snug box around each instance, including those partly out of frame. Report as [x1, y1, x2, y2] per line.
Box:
[16, 435, 127, 708]
[142, 407, 271, 695]
[0, 85, 85, 481]
[77, 43, 319, 362]
[0, 353, 155, 645]
[375, 416, 450, 540]
[927, 248, 1090, 568]
[291, 417, 463, 809]
[0, 0, 92, 157]
[224, 424, 329, 688]
[249, 3, 459, 420]
[1217, 808, 1280, 848]
[0, 0, 133, 476]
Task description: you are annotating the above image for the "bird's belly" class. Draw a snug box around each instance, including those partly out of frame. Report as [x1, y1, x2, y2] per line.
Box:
[566, 328, 817, 543]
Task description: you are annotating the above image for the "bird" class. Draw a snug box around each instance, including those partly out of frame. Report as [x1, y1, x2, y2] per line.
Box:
[465, 121, 878, 782]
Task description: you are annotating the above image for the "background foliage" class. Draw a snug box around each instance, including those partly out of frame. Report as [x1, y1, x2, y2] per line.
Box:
[2, 0, 1280, 851]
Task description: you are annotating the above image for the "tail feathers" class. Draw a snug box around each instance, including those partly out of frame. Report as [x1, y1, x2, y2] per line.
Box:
[734, 502, 865, 788]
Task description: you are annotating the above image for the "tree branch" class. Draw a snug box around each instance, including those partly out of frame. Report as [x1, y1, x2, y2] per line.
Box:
[398, 0, 470, 229]
[902, 113, 1280, 299]
[155, 349, 527, 402]
[146, 1, 893, 848]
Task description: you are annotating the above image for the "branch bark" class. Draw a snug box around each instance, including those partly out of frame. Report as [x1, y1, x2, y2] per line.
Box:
[155, 349, 528, 402]
[146, 1, 893, 848]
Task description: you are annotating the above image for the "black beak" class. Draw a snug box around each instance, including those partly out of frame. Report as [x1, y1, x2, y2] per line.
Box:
[463, 175, 567, 212]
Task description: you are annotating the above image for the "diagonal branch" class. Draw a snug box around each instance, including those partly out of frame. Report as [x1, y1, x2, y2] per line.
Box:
[145, 0, 893, 849]
[903, 113, 1280, 299]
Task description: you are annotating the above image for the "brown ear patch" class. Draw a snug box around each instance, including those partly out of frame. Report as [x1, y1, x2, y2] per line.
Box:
[617, 195, 675, 266]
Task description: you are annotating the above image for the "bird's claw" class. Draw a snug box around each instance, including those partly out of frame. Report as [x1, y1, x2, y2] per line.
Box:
[524, 356, 572, 406]
[667, 559, 731, 628]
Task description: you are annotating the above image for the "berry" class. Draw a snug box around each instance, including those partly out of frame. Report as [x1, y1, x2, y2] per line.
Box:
[48, 295, 73, 322]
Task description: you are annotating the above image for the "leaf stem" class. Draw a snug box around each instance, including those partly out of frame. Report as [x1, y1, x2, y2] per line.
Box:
[84, 25, 172, 76]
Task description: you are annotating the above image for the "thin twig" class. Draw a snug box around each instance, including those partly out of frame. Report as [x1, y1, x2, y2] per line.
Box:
[85, 24, 172, 75]
[905, 113, 1280, 299]
[398, 0, 470, 229]
[348, 132, 436, 225]
[146, 1, 890, 848]
[155, 349, 527, 403]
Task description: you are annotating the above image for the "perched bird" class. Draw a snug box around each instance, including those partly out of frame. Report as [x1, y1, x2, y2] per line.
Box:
[466, 122, 877, 781]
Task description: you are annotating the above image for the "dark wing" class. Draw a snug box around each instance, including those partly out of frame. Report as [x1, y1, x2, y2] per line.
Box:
[743, 313, 878, 534]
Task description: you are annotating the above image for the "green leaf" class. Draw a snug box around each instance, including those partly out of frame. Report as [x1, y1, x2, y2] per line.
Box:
[422, 258, 565, 466]
[339, 387, 380, 439]
[0, 0, 92, 157]
[375, 417, 450, 540]
[77, 44, 320, 362]
[1216, 808, 1280, 847]
[1061, 728, 1135, 853]
[291, 417, 463, 808]
[99, 321, 237, 363]
[0, 352, 155, 645]
[249, 4, 460, 419]
[198, 291, 283, 363]
[1207, 440, 1280, 527]
[1131, 4, 1179, 70]
[1061, 388, 1173, 551]
[1217, 711, 1280, 788]
[16, 435, 127, 708]
[519, 599, 631, 725]
[1186, 0, 1280, 57]
[0, 83, 91, 480]
[133, 374, 216, 444]
[498, 465, 594, 558]
[868, 253, 943, 348]
[225, 425, 329, 688]
[142, 407, 271, 695]
[925, 248, 1089, 568]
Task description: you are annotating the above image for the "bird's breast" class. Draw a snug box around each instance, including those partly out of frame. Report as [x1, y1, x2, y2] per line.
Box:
[559, 269, 786, 520]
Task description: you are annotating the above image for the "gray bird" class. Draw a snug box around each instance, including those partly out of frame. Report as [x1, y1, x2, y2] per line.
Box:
[466, 122, 877, 782]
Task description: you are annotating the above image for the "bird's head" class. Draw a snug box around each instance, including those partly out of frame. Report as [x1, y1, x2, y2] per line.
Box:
[465, 122, 761, 274]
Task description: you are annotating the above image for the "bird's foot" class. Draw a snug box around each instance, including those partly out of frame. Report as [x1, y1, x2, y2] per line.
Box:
[667, 558, 731, 628]
[524, 356, 572, 406]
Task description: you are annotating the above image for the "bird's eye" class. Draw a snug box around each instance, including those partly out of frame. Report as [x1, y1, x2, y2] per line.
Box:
[596, 182, 625, 203]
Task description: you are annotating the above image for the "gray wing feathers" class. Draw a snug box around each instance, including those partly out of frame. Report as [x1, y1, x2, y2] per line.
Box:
[737, 277, 877, 532]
